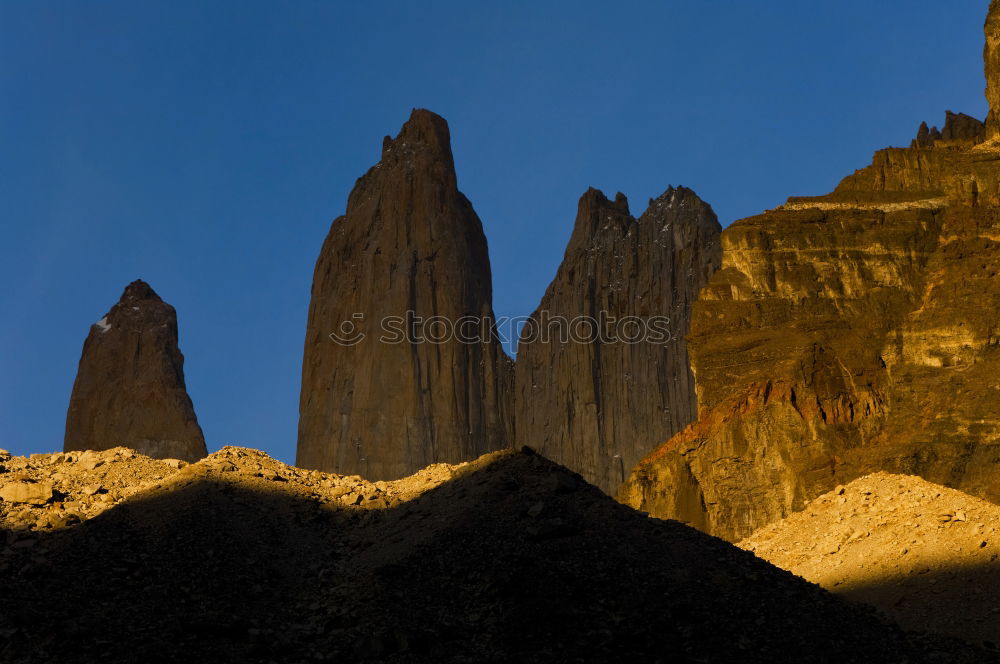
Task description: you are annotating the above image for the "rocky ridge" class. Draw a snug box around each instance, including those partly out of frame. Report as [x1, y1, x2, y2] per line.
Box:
[619, 2, 1000, 542]
[0, 445, 465, 536]
[63, 280, 206, 462]
[0, 446, 991, 663]
[912, 111, 985, 148]
[741, 473, 1000, 648]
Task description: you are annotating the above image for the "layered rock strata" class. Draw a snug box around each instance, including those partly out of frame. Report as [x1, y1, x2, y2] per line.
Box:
[620, 4, 1000, 542]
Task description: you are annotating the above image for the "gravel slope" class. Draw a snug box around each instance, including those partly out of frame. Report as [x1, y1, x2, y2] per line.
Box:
[741, 472, 1000, 649]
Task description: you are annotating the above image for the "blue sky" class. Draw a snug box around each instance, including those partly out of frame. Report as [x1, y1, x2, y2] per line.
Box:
[0, 1, 990, 463]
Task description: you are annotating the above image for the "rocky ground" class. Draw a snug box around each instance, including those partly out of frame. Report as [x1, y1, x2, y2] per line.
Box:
[0, 447, 993, 663]
[740, 472, 1000, 648]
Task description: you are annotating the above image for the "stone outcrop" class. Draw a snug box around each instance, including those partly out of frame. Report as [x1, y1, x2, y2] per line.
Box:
[620, 5, 1000, 542]
[912, 112, 984, 148]
[911, 121, 942, 148]
[64, 280, 207, 462]
[514, 186, 721, 494]
[940, 110, 986, 142]
[297, 109, 510, 480]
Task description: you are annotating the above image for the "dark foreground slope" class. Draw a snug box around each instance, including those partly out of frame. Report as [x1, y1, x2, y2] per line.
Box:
[0, 447, 990, 663]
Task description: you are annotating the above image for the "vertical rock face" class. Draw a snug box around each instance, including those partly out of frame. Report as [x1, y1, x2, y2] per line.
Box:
[620, 3, 1000, 543]
[297, 109, 510, 480]
[985, 0, 1000, 136]
[64, 280, 207, 462]
[514, 186, 721, 494]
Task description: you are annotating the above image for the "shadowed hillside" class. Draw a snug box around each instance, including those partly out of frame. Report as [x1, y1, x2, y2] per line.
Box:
[0, 447, 992, 663]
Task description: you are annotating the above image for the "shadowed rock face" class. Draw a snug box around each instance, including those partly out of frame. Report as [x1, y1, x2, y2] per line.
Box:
[64, 280, 206, 462]
[620, 4, 1000, 542]
[297, 109, 511, 480]
[514, 186, 721, 494]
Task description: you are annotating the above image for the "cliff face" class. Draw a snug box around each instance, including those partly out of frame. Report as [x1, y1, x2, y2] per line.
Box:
[986, 0, 1000, 136]
[64, 280, 207, 462]
[297, 109, 511, 480]
[620, 7, 1000, 542]
[514, 187, 721, 494]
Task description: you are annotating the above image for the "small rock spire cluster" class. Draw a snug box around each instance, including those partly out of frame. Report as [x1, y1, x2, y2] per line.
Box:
[911, 111, 985, 147]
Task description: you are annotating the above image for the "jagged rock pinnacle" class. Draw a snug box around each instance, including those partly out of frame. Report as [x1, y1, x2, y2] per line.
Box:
[514, 185, 721, 494]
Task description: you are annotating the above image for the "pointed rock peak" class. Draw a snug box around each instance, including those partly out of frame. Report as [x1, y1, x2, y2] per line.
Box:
[569, 187, 634, 248]
[985, 1, 1000, 136]
[578, 187, 630, 216]
[120, 279, 162, 305]
[642, 185, 717, 228]
[380, 108, 454, 165]
[649, 184, 697, 207]
[99, 279, 174, 333]
[912, 121, 933, 148]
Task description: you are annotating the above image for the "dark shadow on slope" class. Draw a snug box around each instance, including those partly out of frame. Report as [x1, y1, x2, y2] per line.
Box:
[0, 449, 994, 664]
[830, 562, 1000, 650]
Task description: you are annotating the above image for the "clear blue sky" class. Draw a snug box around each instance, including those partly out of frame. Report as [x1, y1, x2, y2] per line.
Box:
[0, 1, 990, 463]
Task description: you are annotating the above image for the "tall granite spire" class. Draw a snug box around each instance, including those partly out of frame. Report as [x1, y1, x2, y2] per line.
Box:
[64, 280, 207, 462]
[514, 186, 721, 494]
[297, 109, 511, 479]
